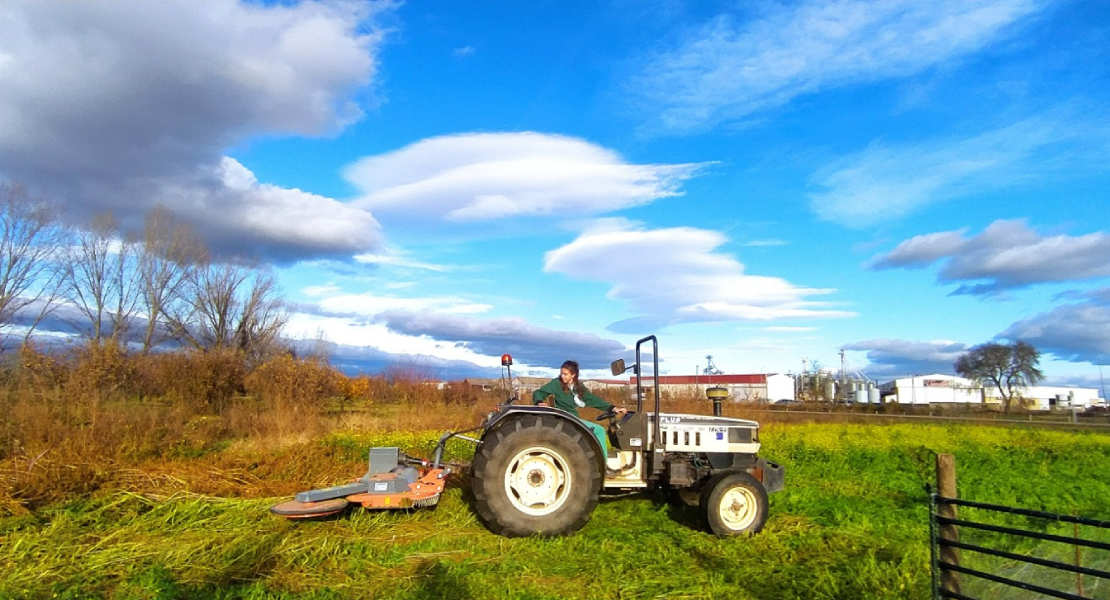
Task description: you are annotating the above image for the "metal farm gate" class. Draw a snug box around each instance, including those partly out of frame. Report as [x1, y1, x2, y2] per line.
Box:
[929, 454, 1110, 599]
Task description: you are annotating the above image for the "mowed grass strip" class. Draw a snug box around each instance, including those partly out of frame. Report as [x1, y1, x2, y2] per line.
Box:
[3, 422, 1110, 599]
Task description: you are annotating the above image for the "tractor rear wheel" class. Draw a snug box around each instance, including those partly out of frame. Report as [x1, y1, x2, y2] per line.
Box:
[699, 471, 768, 536]
[471, 414, 600, 537]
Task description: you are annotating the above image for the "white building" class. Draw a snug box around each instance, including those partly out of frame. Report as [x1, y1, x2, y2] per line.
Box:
[880, 374, 982, 405]
[880, 374, 1103, 409]
[984, 385, 1101, 410]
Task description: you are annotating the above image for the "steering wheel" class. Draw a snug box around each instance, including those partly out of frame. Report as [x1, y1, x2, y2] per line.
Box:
[595, 410, 633, 425]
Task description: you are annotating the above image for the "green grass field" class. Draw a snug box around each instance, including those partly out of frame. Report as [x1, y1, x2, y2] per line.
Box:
[3, 422, 1110, 600]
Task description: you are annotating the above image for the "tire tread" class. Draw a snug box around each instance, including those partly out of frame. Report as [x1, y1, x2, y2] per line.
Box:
[471, 414, 600, 537]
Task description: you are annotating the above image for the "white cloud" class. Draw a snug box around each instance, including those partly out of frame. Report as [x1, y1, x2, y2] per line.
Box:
[284, 313, 496, 365]
[302, 284, 343, 298]
[0, 0, 386, 260]
[870, 229, 970, 267]
[843, 338, 970, 378]
[850, 294, 1110, 374]
[1001, 301, 1110, 364]
[809, 116, 1098, 227]
[741, 239, 788, 248]
[286, 303, 627, 370]
[346, 132, 707, 224]
[311, 291, 492, 318]
[374, 310, 626, 368]
[631, 0, 1047, 132]
[353, 251, 449, 272]
[872, 219, 1110, 295]
[159, 158, 382, 261]
[543, 220, 854, 331]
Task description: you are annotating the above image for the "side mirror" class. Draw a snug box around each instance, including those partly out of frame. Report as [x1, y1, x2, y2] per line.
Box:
[610, 359, 627, 376]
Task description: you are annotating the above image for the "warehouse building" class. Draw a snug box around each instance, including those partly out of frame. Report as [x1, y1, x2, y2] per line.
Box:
[879, 374, 1102, 409]
[879, 375, 982, 405]
[984, 385, 1101, 410]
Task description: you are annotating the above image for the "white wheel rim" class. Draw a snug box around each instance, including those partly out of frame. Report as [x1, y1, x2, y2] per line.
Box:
[504, 446, 571, 516]
[718, 486, 758, 530]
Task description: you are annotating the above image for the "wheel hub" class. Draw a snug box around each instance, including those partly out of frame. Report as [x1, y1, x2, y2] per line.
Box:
[505, 447, 571, 516]
[718, 487, 757, 529]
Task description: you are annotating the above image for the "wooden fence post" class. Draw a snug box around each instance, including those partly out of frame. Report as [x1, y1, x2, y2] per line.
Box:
[936, 453, 961, 596]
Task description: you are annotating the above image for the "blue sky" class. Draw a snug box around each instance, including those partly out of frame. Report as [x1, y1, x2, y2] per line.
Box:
[2, 0, 1109, 385]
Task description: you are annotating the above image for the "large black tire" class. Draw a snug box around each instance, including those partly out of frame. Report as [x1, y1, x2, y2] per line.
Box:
[470, 414, 601, 537]
[699, 471, 768, 536]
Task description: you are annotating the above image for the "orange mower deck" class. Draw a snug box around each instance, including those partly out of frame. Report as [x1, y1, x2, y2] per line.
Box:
[346, 468, 448, 509]
[270, 446, 457, 519]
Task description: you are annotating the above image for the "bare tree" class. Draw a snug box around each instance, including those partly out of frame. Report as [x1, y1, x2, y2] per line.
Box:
[167, 259, 288, 361]
[108, 233, 142, 345]
[62, 214, 142, 344]
[954, 340, 1045, 413]
[0, 183, 67, 347]
[232, 268, 287, 360]
[137, 207, 204, 353]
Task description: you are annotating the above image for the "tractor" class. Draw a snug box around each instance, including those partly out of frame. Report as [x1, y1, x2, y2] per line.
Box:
[272, 335, 784, 537]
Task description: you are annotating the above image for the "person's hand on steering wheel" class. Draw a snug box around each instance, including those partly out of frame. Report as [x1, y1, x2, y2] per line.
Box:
[595, 406, 628, 421]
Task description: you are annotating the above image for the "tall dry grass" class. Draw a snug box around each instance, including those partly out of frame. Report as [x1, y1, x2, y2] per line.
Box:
[0, 343, 506, 515]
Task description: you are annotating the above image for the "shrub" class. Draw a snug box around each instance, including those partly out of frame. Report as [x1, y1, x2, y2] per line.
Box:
[245, 353, 344, 410]
[13, 343, 67, 391]
[134, 348, 247, 413]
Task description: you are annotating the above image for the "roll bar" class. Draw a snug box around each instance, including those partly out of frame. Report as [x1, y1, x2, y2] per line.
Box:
[610, 335, 661, 441]
[634, 335, 661, 452]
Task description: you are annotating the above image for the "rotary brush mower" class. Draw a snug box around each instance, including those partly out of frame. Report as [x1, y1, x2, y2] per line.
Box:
[270, 431, 476, 519]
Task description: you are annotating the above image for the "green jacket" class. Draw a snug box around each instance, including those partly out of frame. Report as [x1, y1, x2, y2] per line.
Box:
[532, 378, 612, 417]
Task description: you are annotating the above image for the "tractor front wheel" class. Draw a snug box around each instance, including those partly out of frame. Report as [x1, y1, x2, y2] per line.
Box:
[471, 414, 600, 537]
[699, 471, 768, 536]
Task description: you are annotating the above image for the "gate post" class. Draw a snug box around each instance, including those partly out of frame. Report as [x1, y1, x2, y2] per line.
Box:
[936, 453, 961, 596]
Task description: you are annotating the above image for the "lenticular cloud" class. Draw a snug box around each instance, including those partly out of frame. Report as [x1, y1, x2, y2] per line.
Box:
[346, 132, 707, 223]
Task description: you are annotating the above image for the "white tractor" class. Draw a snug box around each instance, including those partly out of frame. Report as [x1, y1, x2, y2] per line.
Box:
[273, 335, 784, 538]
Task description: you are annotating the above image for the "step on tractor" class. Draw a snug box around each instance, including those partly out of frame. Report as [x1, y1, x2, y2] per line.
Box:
[271, 335, 785, 537]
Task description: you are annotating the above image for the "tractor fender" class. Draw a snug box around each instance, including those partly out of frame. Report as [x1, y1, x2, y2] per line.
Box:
[699, 456, 785, 494]
[481, 406, 606, 474]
